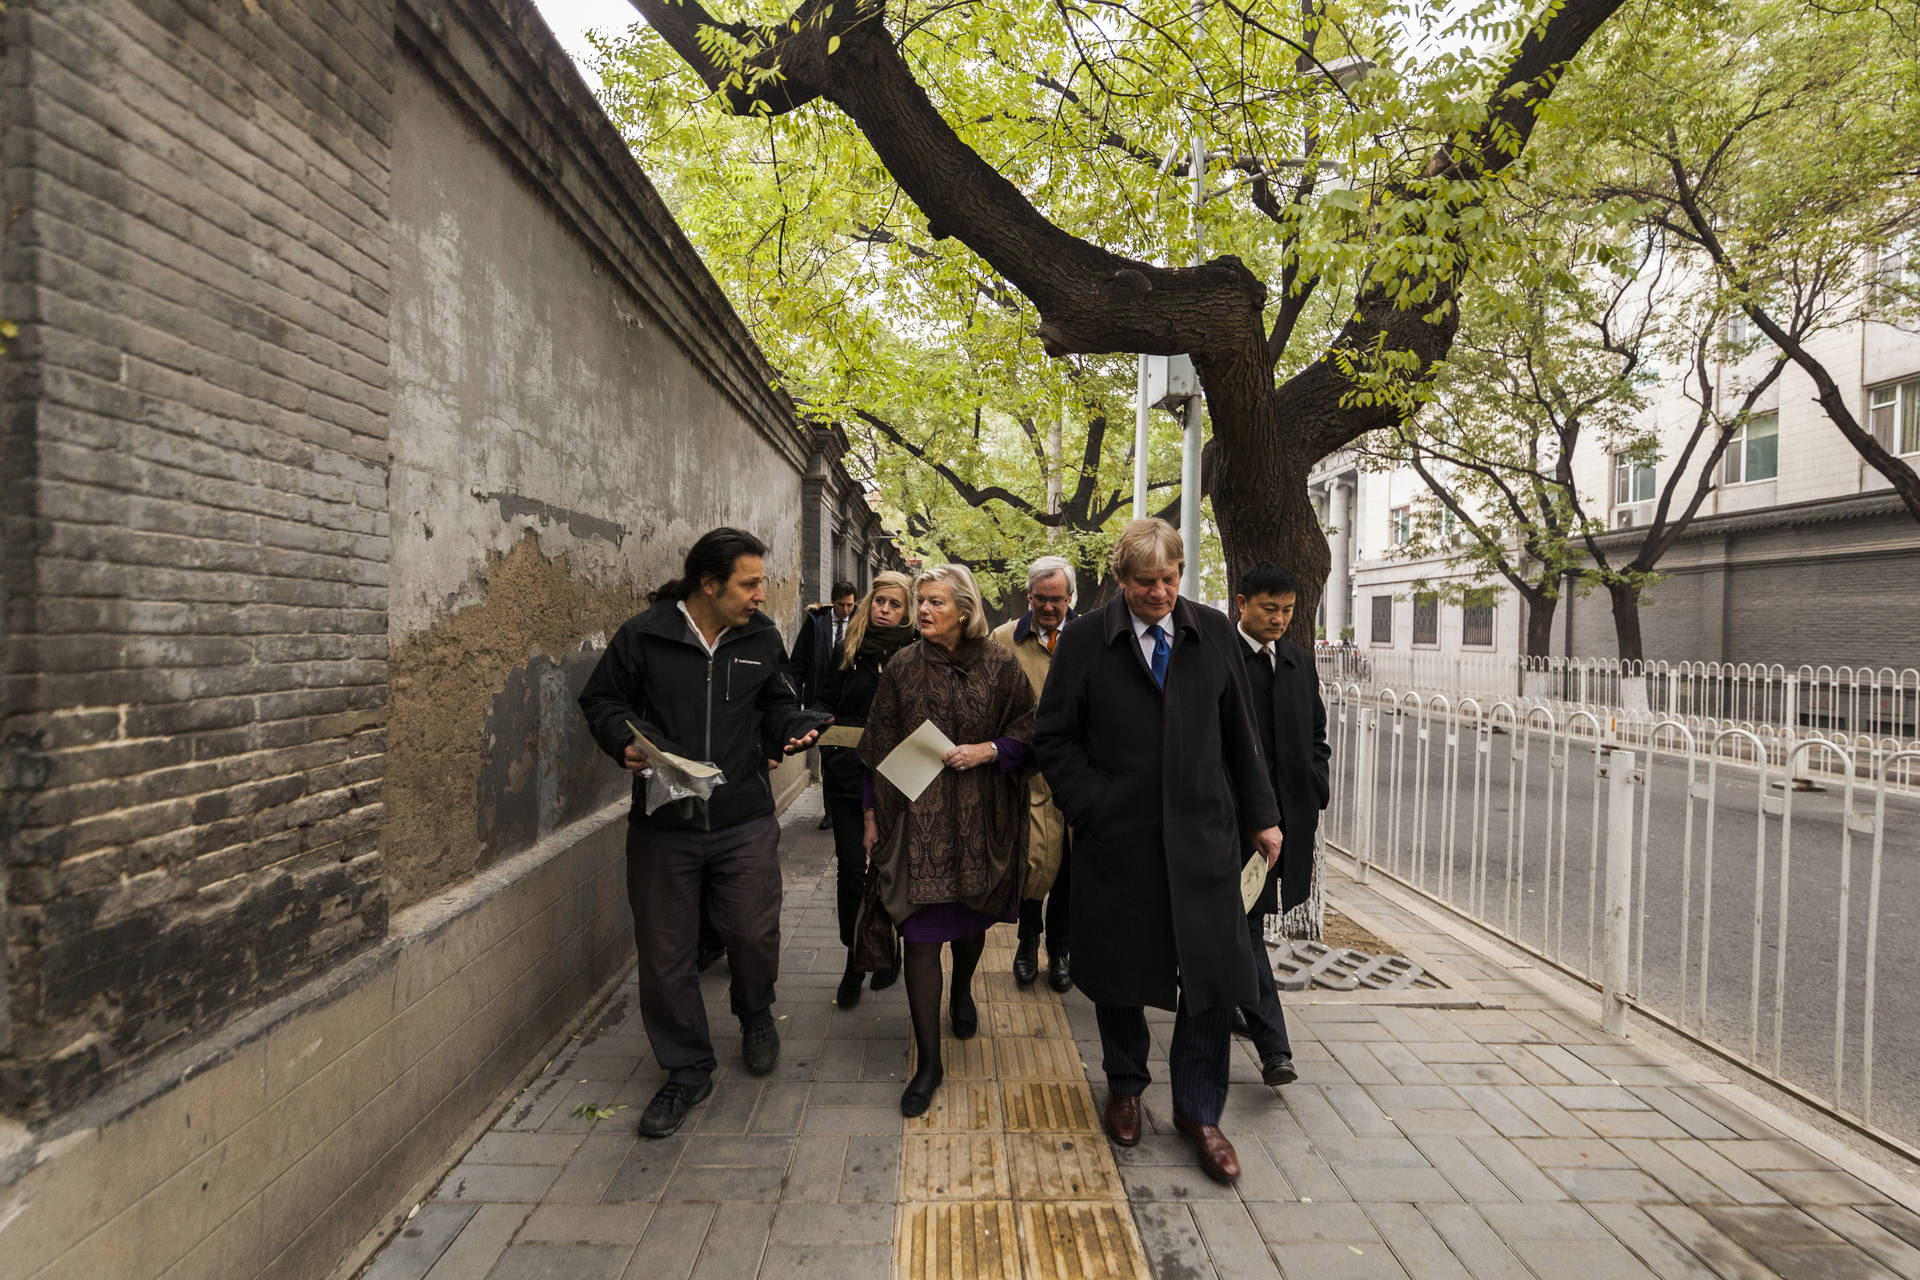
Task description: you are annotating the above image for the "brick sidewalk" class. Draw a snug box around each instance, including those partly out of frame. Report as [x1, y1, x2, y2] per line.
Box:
[361, 791, 1920, 1280]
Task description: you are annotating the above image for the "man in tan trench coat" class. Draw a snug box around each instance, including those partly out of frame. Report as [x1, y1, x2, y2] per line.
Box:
[989, 555, 1078, 992]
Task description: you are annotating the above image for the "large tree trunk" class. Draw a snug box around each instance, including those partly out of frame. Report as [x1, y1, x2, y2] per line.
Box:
[1606, 579, 1645, 663]
[1208, 381, 1331, 647]
[1523, 589, 1557, 659]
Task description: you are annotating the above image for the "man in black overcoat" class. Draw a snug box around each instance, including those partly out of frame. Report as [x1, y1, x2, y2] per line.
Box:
[1035, 519, 1283, 1183]
[1231, 563, 1332, 1087]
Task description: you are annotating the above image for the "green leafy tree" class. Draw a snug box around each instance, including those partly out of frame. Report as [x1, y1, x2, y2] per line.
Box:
[600, 0, 1633, 641]
[1568, 0, 1920, 521]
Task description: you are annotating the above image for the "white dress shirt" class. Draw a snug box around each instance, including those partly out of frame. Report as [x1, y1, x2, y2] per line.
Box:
[677, 600, 733, 657]
[1238, 623, 1276, 670]
[1129, 610, 1174, 668]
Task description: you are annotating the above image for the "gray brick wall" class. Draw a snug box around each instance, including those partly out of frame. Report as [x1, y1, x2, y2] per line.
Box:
[0, 0, 395, 1117]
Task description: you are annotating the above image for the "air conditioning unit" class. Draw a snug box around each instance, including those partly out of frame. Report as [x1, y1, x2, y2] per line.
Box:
[1145, 355, 1197, 410]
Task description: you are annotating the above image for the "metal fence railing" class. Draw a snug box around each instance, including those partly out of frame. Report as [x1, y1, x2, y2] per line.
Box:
[1313, 651, 1920, 790]
[1322, 680, 1920, 1158]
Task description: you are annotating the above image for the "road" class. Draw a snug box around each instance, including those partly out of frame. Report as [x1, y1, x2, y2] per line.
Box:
[1327, 719, 1920, 1148]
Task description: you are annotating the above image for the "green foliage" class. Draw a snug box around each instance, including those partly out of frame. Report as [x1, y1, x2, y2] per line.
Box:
[587, 0, 1603, 573]
[569, 1102, 629, 1120]
[0, 319, 15, 354]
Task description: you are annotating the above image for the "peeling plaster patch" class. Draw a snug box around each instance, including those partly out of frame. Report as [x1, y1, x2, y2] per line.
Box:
[471, 490, 632, 548]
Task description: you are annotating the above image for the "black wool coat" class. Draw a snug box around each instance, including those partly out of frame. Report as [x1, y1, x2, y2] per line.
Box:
[1240, 634, 1332, 917]
[1035, 595, 1282, 1013]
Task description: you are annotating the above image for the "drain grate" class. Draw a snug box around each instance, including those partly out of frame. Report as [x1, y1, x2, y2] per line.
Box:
[1269, 939, 1443, 992]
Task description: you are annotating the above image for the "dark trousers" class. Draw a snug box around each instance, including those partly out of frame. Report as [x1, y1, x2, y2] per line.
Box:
[1240, 913, 1292, 1060]
[1016, 838, 1071, 951]
[827, 796, 867, 948]
[1095, 997, 1233, 1126]
[625, 815, 782, 1086]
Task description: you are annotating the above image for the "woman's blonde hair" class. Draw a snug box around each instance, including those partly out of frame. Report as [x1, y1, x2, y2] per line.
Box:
[839, 570, 916, 669]
[1110, 517, 1185, 580]
[915, 564, 990, 642]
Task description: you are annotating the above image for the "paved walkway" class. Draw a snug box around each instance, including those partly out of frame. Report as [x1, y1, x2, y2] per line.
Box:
[361, 791, 1920, 1280]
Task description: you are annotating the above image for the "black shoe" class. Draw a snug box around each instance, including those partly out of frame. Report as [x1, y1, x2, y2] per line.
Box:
[696, 944, 724, 973]
[818, 812, 834, 829]
[1047, 949, 1072, 993]
[1261, 1053, 1298, 1087]
[742, 1013, 780, 1075]
[900, 1067, 943, 1118]
[1013, 937, 1040, 987]
[835, 963, 865, 1010]
[950, 989, 978, 1040]
[1230, 1008, 1254, 1040]
[639, 1079, 712, 1138]
[871, 940, 901, 991]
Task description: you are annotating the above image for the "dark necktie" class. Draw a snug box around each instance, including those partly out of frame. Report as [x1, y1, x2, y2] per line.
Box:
[1149, 624, 1170, 688]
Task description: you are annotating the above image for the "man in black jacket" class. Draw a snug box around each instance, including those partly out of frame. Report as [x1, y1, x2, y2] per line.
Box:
[579, 528, 827, 1137]
[789, 581, 857, 827]
[1231, 564, 1331, 1088]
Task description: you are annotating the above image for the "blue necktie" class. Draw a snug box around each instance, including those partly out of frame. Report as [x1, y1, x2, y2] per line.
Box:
[1149, 623, 1170, 688]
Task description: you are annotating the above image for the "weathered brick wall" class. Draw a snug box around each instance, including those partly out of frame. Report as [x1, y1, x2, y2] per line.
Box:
[0, 0, 396, 1117]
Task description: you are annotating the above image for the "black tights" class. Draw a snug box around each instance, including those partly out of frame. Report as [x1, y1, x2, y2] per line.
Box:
[903, 933, 984, 1093]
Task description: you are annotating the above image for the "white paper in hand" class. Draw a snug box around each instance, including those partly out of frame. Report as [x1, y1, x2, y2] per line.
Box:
[876, 719, 957, 802]
[1240, 852, 1271, 914]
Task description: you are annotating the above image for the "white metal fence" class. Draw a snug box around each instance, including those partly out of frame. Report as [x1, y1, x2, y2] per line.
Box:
[1315, 651, 1920, 789]
[1322, 679, 1920, 1157]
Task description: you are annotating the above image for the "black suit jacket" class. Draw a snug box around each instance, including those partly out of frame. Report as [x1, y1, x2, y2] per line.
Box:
[1035, 594, 1280, 1013]
[786, 606, 844, 706]
[1238, 632, 1330, 915]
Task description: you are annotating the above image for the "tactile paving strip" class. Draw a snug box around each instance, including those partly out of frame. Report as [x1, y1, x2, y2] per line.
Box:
[1019, 1203, 1150, 1279]
[896, 1201, 1021, 1280]
[1001, 1081, 1099, 1132]
[896, 923, 1149, 1280]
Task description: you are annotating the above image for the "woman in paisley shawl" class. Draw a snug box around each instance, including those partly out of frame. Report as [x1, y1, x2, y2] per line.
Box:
[858, 564, 1036, 1117]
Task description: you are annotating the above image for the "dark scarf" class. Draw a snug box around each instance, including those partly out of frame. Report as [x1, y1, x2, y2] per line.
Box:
[921, 634, 988, 673]
[857, 621, 916, 666]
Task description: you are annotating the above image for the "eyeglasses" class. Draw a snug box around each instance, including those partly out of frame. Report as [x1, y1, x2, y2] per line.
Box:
[1029, 593, 1071, 606]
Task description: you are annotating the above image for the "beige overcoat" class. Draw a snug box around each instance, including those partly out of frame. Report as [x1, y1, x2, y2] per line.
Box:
[989, 613, 1070, 898]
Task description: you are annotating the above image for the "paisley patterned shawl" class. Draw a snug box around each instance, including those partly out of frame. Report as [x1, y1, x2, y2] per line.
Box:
[857, 638, 1036, 921]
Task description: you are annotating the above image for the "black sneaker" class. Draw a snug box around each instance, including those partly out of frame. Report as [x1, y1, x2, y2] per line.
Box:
[1261, 1054, 1297, 1087]
[639, 1079, 712, 1138]
[742, 1013, 780, 1075]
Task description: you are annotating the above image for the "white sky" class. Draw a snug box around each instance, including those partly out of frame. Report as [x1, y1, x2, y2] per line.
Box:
[529, 0, 643, 90]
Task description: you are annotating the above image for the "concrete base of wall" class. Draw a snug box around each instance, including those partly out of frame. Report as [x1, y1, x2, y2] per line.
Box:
[0, 803, 634, 1280]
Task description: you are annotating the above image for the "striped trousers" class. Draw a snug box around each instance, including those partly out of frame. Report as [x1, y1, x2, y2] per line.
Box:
[1094, 998, 1233, 1126]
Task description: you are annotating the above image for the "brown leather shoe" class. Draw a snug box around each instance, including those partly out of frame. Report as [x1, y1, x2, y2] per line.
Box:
[1173, 1114, 1241, 1182]
[1103, 1092, 1142, 1147]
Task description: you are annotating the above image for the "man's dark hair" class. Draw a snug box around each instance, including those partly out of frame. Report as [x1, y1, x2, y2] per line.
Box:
[650, 527, 767, 602]
[830, 579, 857, 601]
[1237, 562, 1302, 600]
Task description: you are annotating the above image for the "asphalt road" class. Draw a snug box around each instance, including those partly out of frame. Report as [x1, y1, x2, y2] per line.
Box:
[1327, 724, 1920, 1148]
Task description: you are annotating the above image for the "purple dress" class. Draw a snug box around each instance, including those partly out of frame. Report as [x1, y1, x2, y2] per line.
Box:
[863, 738, 1030, 943]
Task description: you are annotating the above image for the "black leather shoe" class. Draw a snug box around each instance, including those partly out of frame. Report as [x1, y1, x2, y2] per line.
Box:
[696, 943, 724, 973]
[871, 946, 901, 991]
[835, 964, 865, 1010]
[1013, 937, 1039, 987]
[950, 989, 978, 1040]
[638, 1079, 712, 1138]
[1230, 1008, 1254, 1040]
[817, 812, 834, 830]
[1047, 949, 1072, 993]
[1261, 1053, 1298, 1087]
[742, 1013, 780, 1075]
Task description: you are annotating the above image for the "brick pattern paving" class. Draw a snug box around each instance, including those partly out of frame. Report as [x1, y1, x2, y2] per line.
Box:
[362, 795, 1920, 1279]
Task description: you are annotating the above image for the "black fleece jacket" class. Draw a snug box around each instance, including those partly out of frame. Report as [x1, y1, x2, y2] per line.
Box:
[578, 599, 826, 832]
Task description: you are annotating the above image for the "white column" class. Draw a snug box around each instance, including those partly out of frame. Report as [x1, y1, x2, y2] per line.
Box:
[1326, 478, 1353, 642]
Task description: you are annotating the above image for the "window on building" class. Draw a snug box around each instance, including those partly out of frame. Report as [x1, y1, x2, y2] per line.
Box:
[1462, 590, 1496, 648]
[1869, 378, 1920, 456]
[1612, 452, 1656, 506]
[1876, 236, 1919, 293]
[1723, 411, 1780, 484]
[1389, 505, 1412, 546]
[1371, 595, 1392, 644]
[1725, 312, 1754, 347]
[1412, 592, 1439, 646]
